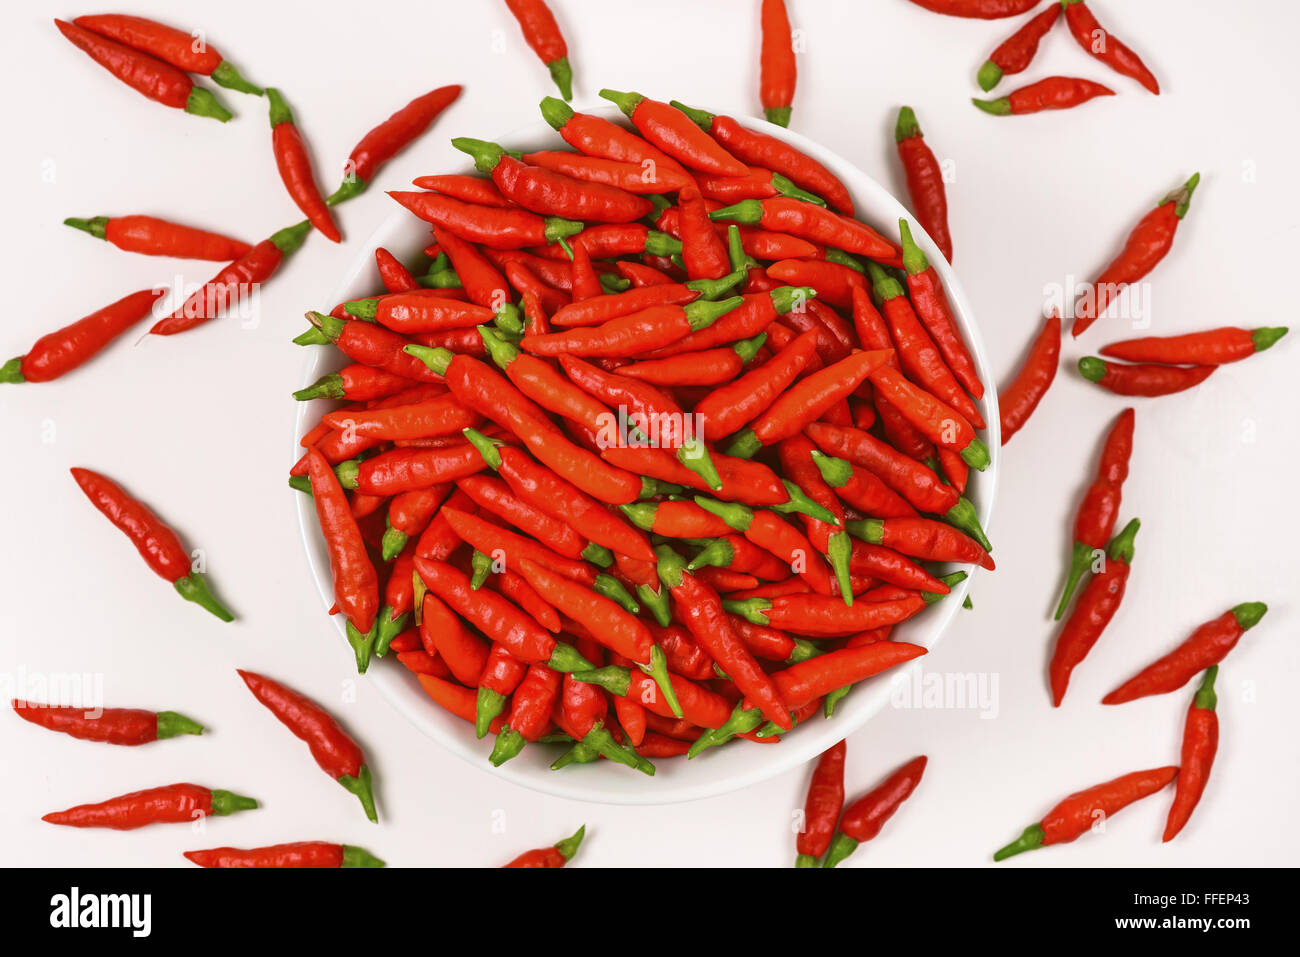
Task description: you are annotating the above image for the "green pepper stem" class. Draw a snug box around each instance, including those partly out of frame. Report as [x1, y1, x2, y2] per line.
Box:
[155, 711, 204, 739]
[208, 789, 258, 815]
[475, 687, 507, 739]
[174, 573, 233, 622]
[489, 726, 526, 766]
[597, 88, 643, 117]
[764, 106, 792, 127]
[1053, 540, 1095, 620]
[294, 372, 345, 401]
[338, 765, 378, 823]
[211, 61, 263, 96]
[993, 824, 1045, 861]
[668, 100, 715, 131]
[546, 58, 573, 101]
[821, 833, 859, 868]
[346, 620, 376, 674]
[693, 495, 753, 531]
[341, 845, 386, 868]
[1194, 665, 1219, 711]
[64, 216, 109, 240]
[1231, 601, 1268, 630]
[186, 86, 232, 122]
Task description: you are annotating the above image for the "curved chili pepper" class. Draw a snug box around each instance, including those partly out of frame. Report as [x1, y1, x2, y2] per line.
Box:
[691, 327, 820, 443]
[12, 700, 202, 745]
[413, 173, 511, 206]
[1103, 602, 1266, 705]
[849, 286, 935, 456]
[710, 198, 896, 262]
[696, 168, 825, 206]
[1078, 357, 1215, 396]
[1101, 326, 1287, 365]
[64, 214, 250, 260]
[977, 3, 1061, 90]
[389, 190, 582, 250]
[346, 290, 496, 334]
[671, 101, 854, 215]
[725, 593, 926, 637]
[765, 259, 865, 311]
[847, 517, 993, 570]
[972, 76, 1114, 115]
[690, 533, 796, 581]
[678, 185, 733, 280]
[459, 474, 586, 558]
[185, 841, 384, 868]
[266, 90, 339, 242]
[1049, 518, 1139, 706]
[323, 394, 478, 443]
[895, 109, 952, 263]
[849, 540, 949, 593]
[795, 740, 846, 867]
[70, 467, 233, 622]
[994, 765, 1178, 860]
[1054, 408, 1134, 619]
[337, 442, 485, 497]
[867, 365, 989, 469]
[43, 783, 257, 830]
[474, 642, 529, 737]
[325, 85, 461, 203]
[1062, 0, 1159, 94]
[759, 0, 797, 126]
[822, 755, 927, 867]
[621, 335, 765, 386]
[897, 222, 983, 398]
[523, 298, 741, 358]
[237, 670, 377, 822]
[541, 97, 691, 182]
[490, 661, 563, 765]
[1073, 174, 1199, 336]
[575, 663, 730, 731]
[73, 14, 261, 94]
[296, 363, 416, 404]
[806, 422, 955, 514]
[54, 19, 231, 120]
[505, 0, 572, 99]
[620, 500, 732, 539]
[420, 593, 489, 687]
[998, 311, 1061, 444]
[151, 221, 312, 335]
[1, 288, 165, 384]
[599, 89, 749, 176]
[521, 150, 694, 194]
[776, 435, 856, 601]
[908, 0, 1040, 16]
[442, 506, 593, 583]
[1164, 667, 1219, 842]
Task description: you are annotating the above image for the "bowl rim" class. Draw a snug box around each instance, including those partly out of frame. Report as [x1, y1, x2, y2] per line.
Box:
[294, 104, 1000, 805]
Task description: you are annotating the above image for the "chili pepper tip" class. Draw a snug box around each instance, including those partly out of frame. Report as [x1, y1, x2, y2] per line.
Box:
[174, 573, 234, 622]
[209, 789, 259, 815]
[155, 711, 205, 739]
[1252, 327, 1288, 352]
[338, 765, 378, 823]
[63, 216, 109, 239]
[547, 58, 573, 101]
[341, 845, 386, 868]
[970, 96, 1011, 117]
[993, 824, 1044, 861]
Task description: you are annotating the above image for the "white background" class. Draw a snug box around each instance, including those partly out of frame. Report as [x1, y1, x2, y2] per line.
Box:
[2, 0, 1297, 867]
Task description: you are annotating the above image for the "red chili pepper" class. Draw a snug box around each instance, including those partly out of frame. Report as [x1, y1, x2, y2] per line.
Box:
[72, 14, 261, 94]
[805, 422, 955, 514]
[340, 442, 486, 497]
[1054, 408, 1134, 619]
[54, 19, 231, 121]
[388, 190, 582, 250]
[692, 534, 796, 581]
[726, 593, 927, 637]
[897, 222, 983, 398]
[1072, 174, 1199, 336]
[442, 506, 594, 584]
[567, 241, 603, 301]
[670, 101, 854, 215]
[895, 109, 952, 263]
[850, 287, 935, 457]
[237, 670, 377, 822]
[908, 0, 1040, 16]
[766, 260, 864, 312]
[541, 98, 692, 182]
[710, 198, 896, 262]
[620, 500, 733, 539]
[1101, 327, 1287, 365]
[503, 825, 586, 868]
[1103, 603, 1267, 705]
[43, 783, 257, 830]
[267, 90, 340, 242]
[1049, 518, 1140, 706]
[431, 226, 514, 311]
[759, 0, 797, 127]
[977, 3, 1061, 90]
[504, 0, 572, 99]
[599, 89, 749, 176]
[522, 150, 695, 195]
[184, 842, 384, 868]
[376, 247, 420, 293]
[326, 85, 462, 203]
[849, 540, 950, 593]
[302, 449, 379, 647]
[12, 700, 203, 745]
[998, 311, 1061, 444]
[678, 185, 733, 280]
[822, 755, 928, 867]
[994, 765, 1178, 860]
[695, 168, 826, 206]
[346, 290, 496, 334]
[847, 517, 993, 570]
[776, 435, 856, 599]
[618, 336, 765, 386]
[522, 297, 741, 357]
[867, 365, 989, 470]
[322, 394, 478, 443]
[455, 138, 653, 224]
[413, 173, 512, 206]
[64, 214, 250, 260]
[1078, 357, 1215, 397]
[772, 643, 928, 705]
[617, 260, 675, 287]
[420, 594, 490, 686]
[459, 474, 587, 558]
[697, 499, 836, 596]
[151, 221, 312, 335]
[651, 285, 814, 358]
[1, 288, 164, 384]
[972, 76, 1114, 115]
[491, 662, 562, 763]
[69, 467, 233, 622]
[795, 740, 846, 866]
[295, 364, 416, 404]
[1062, 0, 1159, 94]
[1164, 667, 1219, 842]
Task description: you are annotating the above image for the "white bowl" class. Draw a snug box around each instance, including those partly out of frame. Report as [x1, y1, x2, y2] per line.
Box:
[295, 106, 1000, 805]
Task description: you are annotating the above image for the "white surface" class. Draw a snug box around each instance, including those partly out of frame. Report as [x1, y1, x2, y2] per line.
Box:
[1, 0, 1296, 866]
[299, 108, 996, 804]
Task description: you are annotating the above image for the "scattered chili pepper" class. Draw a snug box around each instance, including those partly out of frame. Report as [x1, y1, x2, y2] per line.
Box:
[1164, 667, 1219, 842]
[43, 783, 257, 830]
[895, 109, 952, 263]
[184, 841, 385, 868]
[1062, 0, 1159, 94]
[73, 14, 261, 95]
[295, 363, 418, 403]
[1100, 327, 1287, 365]
[977, 3, 1061, 90]
[599, 89, 748, 176]
[998, 311, 1061, 444]
[389, 190, 582, 250]
[822, 755, 927, 867]
[1054, 408, 1134, 619]
[505, 0, 573, 99]
[898, 222, 982, 398]
[972, 75, 1114, 115]
[54, 19, 232, 121]
[70, 467, 233, 622]
[796, 740, 846, 867]
[63, 214, 250, 260]
[267, 89, 340, 242]
[1049, 518, 1140, 706]
[1104, 603, 1267, 705]
[1078, 356, 1215, 397]
[994, 765, 1178, 860]
[12, 700, 203, 745]
[907, 0, 1040, 16]
[759, 0, 797, 127]
[238, 670, 377, 822]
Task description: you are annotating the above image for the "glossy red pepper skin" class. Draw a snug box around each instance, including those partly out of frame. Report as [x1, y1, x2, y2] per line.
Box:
[895, 109, 952, 263]
[268, 89, 340, 243]
[329, 85, 461, 201]
[459, 474, 586, 559]
[465, 144, 653, 224]
[998, 311, 1061, 444]
[796, 740, 846, 866]
[1104, 603, 1266, 704]
[973, 76, 1114, 115]
[390, 191, 576, 251]
[1164, 668, 1218, 842]
[503, 825, 586, 868]
[679, 185, 732, 280]
[442, 506, 594, 584]
[542, 99, 691, 182]
[695, 329, 819, 441]
[304, 449, 379, 635]
[714, 198, 896, 262]
[867, 365, 987, 469]
[323, 394, 477, 442]
[72, 14, 260, 94]
[185, 842, 384, 868]
[897, 225, 983, 399]
[806, 422, 957, 514]
[12, 701, 202, 745]
[978, 4, 1061, 90]
[505, 0, 572, 99]
[522, 150, 694, 194]
[1062, 0, 1159, 94]
[822, 754, 928, 867]
[1101, 327, 1287, 365]
[760, 0, 797, 127]
[412, 173, 511, 207]
[601, 90, 748, 177]
[1078, 357, 1216, 397]
[2, 288, 164, 384]
[238, 670, 377, 822]
[762, 596, 926, 637]
[43, 783, 256, 830]
[414, 558, 556, 664]
[65, 214, 251, 260]
[908, 0, 1039, 16]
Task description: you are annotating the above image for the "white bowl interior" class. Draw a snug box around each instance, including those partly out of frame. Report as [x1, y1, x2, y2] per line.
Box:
[295, 106, 1000, 805]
